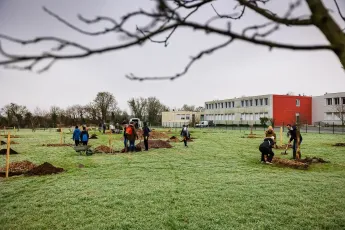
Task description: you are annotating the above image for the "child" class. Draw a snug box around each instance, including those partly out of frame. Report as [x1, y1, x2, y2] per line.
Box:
[259, 136, 275, 164]
[80, 126, 89, 146]
[180, 125, 189, 147]
[72, 126, 81, 146]
[142, 122, 151, 151]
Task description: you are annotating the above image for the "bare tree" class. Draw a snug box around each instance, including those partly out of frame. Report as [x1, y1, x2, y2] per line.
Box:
[146, 97, 169, 125]
[333, 103, 345, 125]
[128, 97, 148, 120]
[93, 92, 118, 122]
[0, 0, 344, 80]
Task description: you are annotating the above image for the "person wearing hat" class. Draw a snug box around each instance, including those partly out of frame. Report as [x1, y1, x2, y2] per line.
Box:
[259, 136, 275, 164]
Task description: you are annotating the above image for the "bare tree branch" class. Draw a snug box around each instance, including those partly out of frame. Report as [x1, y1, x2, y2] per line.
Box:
[211, 3, 245, 20]
[126, 38, 235, 81]
[334, 0, 345, 21]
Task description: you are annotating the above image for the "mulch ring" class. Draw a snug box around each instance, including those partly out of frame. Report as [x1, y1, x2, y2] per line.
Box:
[94, 145, 117, 154]
[43, 144, 73, 147]
[333, 143, 345, 147]
[1, 140, 19, 145]
[0, 160, 36, 177]
[89, 134, 98, 139]
[167, 136, 180, 142]
[26, 162, 64, 176]
[0, 161, 64, 177]
[0, 148, 19, 155]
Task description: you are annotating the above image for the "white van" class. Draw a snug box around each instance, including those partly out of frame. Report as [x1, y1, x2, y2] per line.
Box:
[129, 118, 143, 129]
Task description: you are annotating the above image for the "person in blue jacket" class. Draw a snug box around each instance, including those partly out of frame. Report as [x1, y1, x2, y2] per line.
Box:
[80, 126, 89, 146]
[72, 126, 81, 146]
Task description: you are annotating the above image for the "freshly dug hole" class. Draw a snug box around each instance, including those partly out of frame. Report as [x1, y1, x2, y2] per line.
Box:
[167, 136, 180, 142]
[1, 140, 19, 145]
[0, 148, 19, 155]
[272, 157, 309, 170]
[334, 143, 345, 147]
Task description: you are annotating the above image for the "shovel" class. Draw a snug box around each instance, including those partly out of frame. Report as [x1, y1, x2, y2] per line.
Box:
[281, 144, 289, 155]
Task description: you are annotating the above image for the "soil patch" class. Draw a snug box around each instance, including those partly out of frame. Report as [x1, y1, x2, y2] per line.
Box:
[94, 145, 114, 153]
[89, 134, 98, 139]
[334, 143, 345, 147]
[0, 160, 36, 177]
[1, 141, 19, 145]
[43, 144, 73, 147]
[26, 162, 64, 176]
[136, 140, 172, 149]
[272, 157, 309, 170]
[297, 157, 330, 164]
[0, 148, 19, 155]
[167, 136, 180, 142]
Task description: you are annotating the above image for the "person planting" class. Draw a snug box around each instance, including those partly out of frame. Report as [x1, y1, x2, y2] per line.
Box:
[122, 120, 129, 152]
[259, 136, 275, 164]
[142, 122, 151, 151]
[286, 124, 303, 159]
[80, 126, 89, 146]
[72, 126, 81, 146]
[126, 121, 138, 152]
[180, 125, 189, 147]
[265, 126, 277, 147]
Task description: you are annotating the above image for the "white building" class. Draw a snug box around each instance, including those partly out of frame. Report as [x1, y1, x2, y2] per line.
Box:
[312, 92, 345, 125]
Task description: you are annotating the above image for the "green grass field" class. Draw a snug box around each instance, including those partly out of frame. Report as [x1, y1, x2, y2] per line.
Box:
[1, 129, 345, 230]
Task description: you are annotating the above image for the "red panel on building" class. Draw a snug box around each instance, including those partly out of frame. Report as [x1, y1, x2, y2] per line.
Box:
[273, 95, 312, 126]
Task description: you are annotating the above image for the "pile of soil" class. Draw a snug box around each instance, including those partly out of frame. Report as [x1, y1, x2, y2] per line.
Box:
[26, 162, 64, 176]
[0, 148, 19, 155]
[167, 136, 180, 142]
[1, 140, 19, 145]
[0, 160, 36, 177]
[272, 157, 309, 170]
[94, 145, 114, 153]
[334, 143, 345, 147]
[136, 130, 169, 139]
[136, 140, 172, 149]
[297, 157, 330, 164]
[89, 134, 98, 139]
[43, 144, 73, 147]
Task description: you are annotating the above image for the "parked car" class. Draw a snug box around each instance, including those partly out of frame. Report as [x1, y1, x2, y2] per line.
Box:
[196, 121, 215, 127]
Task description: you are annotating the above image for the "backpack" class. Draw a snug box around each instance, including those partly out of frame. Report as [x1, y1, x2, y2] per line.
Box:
[82, 132, 88, 142]
[126, 126, 133, 136]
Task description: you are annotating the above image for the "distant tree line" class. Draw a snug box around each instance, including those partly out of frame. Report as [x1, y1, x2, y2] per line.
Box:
[0, 92, 203, 129]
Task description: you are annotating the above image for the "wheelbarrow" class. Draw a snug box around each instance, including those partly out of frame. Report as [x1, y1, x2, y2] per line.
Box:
[73, 145, 93, 156]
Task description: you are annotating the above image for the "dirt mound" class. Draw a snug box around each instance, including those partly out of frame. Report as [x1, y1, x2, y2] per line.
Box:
[334, 143, 345, 147]
[43, 144, 73, 147]
[0, 160, 36, 177]
[136, 130, 169, 139]
[26, 162, 64, 176]
[1, 141, 19, 145]
[136, 140, 172, 149]
[94, 145, 114, 153]
[297, 157, 330, 164]
[0, 148, 19, 155]
[272, 157, 309, 170]
[89, 134, 98, 139]
[167, 136, 180, 142]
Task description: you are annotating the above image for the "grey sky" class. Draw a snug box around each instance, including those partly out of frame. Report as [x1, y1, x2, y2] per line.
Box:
[0, 0, 344, 112]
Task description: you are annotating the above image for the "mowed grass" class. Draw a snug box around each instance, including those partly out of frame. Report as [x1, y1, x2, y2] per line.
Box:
[1, 129, 345, 230]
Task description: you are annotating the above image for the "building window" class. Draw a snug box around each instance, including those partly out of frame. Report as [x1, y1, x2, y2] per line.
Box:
[260, 99, 263, 106]
[250, 100, 253, 106]
[264, 98, 268, 106]
[255, 99, 258, 106]
[215, 104, 217, 109]
[245, 100, 248, 107]
[241, 101, 244, 107]
[325, 112, 333, 120]
[326, 98, 332, 105]
[342, 97, 345, 105]
[186, 115, 190, 120]
[232, 101, 235, 107]
[222, 103, 224, 108]
[296, 99, 300, 107]
[225, 102, 228, 108]
[334, 98, 340, 105]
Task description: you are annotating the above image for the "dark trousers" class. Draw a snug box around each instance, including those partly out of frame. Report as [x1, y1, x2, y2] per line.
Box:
[259, 146, 274, 162]
[292, 139, 302, 159]
[183, 136, 187, 146]
[124, 137, 128, 151]
[75, 140, 80, 146]
[129, 140, 135, 152]
[82, 141, 88, 146]
[144, 136, 149, 150]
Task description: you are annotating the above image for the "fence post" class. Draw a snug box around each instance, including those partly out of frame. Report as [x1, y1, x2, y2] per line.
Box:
[254, 121, 256, 130]
[319, 122, 321, 134]
[306, 121, 308, 133]
[333, 122, 335, 134]
[283, 122, 284, 132]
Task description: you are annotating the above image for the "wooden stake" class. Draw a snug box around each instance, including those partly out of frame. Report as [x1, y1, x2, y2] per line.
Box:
[6, 132, 11, 178]
[280, 127, 283, 147]
[60, 128, 63, 144]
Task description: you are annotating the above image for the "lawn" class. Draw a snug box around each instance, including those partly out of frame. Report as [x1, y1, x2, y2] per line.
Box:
[1, 128, 345, 230]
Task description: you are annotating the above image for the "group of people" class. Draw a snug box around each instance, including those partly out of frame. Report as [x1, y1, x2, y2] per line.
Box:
[259, 124, 303, 164]
[72, 126, 90, 146]
[122, 121, 151, 152]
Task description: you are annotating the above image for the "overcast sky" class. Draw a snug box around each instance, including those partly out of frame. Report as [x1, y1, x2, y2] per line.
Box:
[0, 0, 344, 112]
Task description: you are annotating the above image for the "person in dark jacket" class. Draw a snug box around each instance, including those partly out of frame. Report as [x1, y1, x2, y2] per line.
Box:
[122, 121, 129, 152]
[72, 126, 81, 146]
[80, 126, 89, 146]
[126, 121, 138, 152]
[142, 122, 151, 151]
[102, 122, 106, 134]
[287, 124, 303, 159]
[180, 125, 189, 147]
[259, 136, 275, 164]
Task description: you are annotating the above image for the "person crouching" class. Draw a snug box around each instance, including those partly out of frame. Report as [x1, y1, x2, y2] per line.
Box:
[259, 136, 275, 164]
